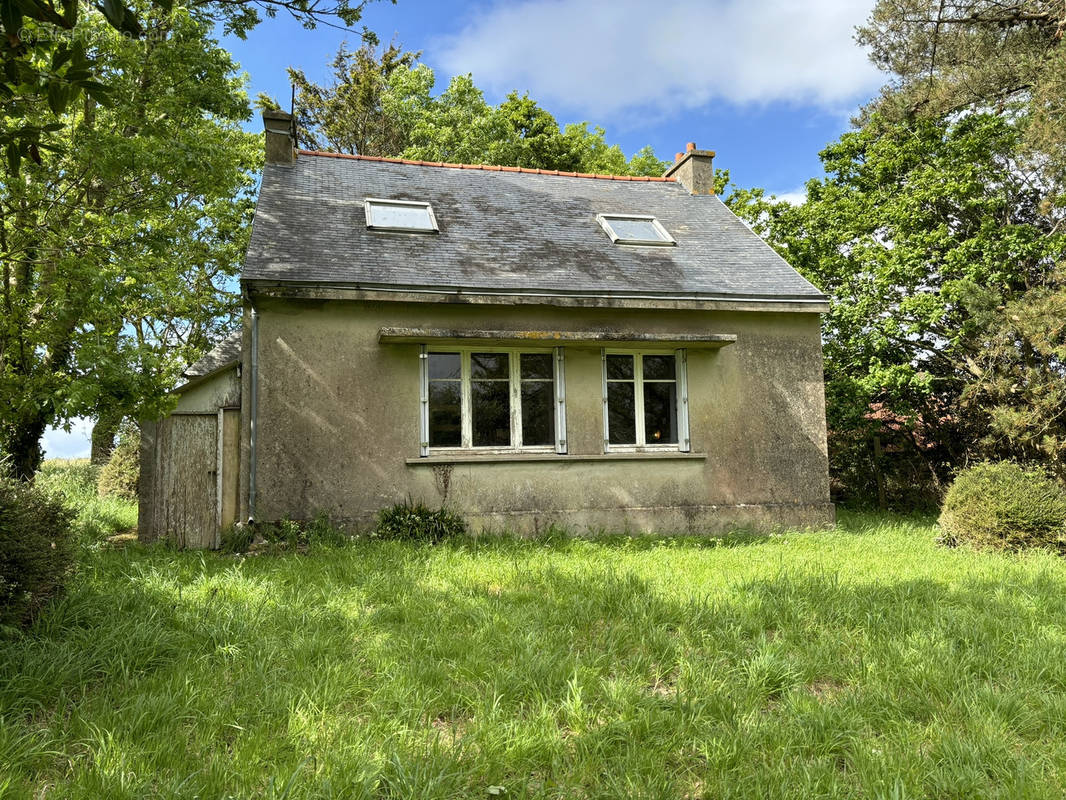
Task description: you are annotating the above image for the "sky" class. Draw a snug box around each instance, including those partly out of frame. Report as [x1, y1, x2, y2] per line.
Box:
[43, 0, 884, 459]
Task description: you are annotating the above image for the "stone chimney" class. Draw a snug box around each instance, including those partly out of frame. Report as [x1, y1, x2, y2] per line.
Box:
[263, 110, 295, 165]
[664, 141, 716, 195]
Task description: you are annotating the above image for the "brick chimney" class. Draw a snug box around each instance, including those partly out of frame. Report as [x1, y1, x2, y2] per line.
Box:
[664, 141, 716, 195]
[263, 110, 295, 165]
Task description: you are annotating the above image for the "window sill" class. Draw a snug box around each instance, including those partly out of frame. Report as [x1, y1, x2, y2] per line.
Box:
[406, 451, 707, 465]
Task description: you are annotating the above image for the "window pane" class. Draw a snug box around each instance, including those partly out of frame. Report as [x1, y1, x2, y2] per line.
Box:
[428, 352, 460, 380]
[644, 381, 678, 444]
[367, 201, 435, 231]
[471, 352, 509, 380]
[605, 354, 634, 380]
[520, 353, 553, 380]
[643, 354, 676, 381]
[521, 381, 554, 446]
[604, 217, 669, 242]
[472, 381, 510, 446]
[607, 382, 636, 444]
[428, 382, 461, 446]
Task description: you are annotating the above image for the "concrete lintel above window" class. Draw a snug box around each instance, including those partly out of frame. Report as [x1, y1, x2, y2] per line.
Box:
[379, 327, 736, 348]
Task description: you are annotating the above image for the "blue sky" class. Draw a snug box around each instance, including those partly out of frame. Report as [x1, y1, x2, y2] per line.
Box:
[44, 0, 884, 458]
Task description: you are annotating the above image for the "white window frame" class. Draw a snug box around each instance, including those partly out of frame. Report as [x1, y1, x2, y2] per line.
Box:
[596, 213, 676, 246]
[419, 346, 567, 456]
[365, 198, 439, 233]
[601, 349, 691, 453]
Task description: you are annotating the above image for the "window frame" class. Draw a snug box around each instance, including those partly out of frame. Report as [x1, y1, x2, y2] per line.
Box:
[364, 197, 439, 233]
[601, 349, 691, 453]
[418, 346, 567, 456]
[595, 213, 676, 246]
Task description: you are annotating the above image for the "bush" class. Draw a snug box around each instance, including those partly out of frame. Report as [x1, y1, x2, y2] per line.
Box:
[374, 500, 466, 543]
[939, 461, 1066, 551]
[0, 473, 77, 628]
[251, 513, 349, 553]
[97, 426, 139, 501]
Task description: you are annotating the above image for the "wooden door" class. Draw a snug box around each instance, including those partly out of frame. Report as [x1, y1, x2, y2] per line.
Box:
[153, 413, 218, 548]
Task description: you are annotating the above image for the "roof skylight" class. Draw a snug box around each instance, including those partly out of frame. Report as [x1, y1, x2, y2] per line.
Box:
[596, 214, 675, 246]
[365, 198, 438, 233]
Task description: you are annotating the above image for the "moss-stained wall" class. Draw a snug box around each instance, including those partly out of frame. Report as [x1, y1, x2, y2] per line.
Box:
[174, 369, 240, 414]
[243, 298, 832, 533]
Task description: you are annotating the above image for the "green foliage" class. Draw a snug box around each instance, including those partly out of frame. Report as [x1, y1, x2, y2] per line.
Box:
[374, 499, 466, 543]
[256, 512, 349, 551]
[0, 0, 373, 170]
[858, 1, 1066, 187]
[939, 462, 1066, 551]
[730, 112, 1066, 506]
[0, 469, 76, 628]
[35, 459, 138, 543]
[281, 35, 670, 176]
[8, 513, 1066, 796]
[0, 8, 261, 477]
[219, 524, 255, 554]
[97, 425, 139, 501]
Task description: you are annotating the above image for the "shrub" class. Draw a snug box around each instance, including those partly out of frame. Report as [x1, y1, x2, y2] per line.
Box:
[97, 426, 139, 501]
[939, 461, 1066, 551]
[251, 513, 349, 553]
[0, 473, 77, 628]
[220, 523, 255, 554]
[374, 499, 466, 543]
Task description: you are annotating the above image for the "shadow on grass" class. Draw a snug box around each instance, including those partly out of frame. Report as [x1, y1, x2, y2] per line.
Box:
[4, 535, 1066, 797]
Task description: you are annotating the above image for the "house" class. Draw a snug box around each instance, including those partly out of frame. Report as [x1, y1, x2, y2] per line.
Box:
[139, 110, 833, 548]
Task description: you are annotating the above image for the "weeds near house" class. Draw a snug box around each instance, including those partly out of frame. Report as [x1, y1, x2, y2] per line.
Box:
[3, 512, 1066, 797]
[35, 460, 138, 544]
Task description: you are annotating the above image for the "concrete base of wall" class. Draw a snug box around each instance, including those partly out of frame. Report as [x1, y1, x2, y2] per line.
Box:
[309, 502, 835, 537]
[462, 502, 837, 535]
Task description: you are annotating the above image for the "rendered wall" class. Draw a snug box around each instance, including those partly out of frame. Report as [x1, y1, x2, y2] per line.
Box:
[174, 369, 240, 414]
[243, 298, 832, 533]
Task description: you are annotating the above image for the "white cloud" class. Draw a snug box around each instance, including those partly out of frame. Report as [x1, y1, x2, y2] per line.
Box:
[42, 417, 92, 460]
[435, 0, 882, 120]
[771, 187, 808, 206]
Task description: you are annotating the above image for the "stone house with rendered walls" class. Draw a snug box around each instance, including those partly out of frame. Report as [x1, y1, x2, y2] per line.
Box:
[139, 110, 833, 548]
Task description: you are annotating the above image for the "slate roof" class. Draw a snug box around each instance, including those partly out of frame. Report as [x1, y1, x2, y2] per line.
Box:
[243, 151, 826, 303]
[183, 330, 242, 378]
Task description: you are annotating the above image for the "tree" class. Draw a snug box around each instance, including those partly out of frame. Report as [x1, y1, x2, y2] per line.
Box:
[0, 0, 379, 170]
[858, 0, 1066, 185]
[276, 45, 671, 176]
[730, 113, 1066, 503]
[286, 30, 421, 155]
[848, 0, 1066, 493]
[0, 7, 259, 478]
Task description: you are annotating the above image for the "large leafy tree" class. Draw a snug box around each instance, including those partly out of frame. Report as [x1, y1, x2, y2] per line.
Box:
[858, 1, 1066, 183]
[731, 113, 1066, 502]
[0, 0, 377, 169]
[0, 7, 260, 478]
[277, 37, 670, 176]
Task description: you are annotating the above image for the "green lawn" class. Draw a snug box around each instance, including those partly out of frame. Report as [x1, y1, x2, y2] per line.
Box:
[3, 513, 1066, 799]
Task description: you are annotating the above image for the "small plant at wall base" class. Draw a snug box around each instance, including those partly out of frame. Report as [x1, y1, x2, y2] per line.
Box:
[374, 499, 467, 543]
[0, 472, 77, 629]
[939, 462, 1066, 552]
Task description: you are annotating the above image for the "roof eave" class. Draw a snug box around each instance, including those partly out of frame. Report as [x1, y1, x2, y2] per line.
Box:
[242, 279, 830, 314]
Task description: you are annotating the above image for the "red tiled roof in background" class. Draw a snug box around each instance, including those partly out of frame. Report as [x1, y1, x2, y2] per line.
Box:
[296, 149, 677, 183]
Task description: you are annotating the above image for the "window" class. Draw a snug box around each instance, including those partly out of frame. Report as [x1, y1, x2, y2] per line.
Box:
[419, 348, 567, 455]
[602, 351, 690, 451]
[365, 198, 438, 232]
[596, 214, 675, 246]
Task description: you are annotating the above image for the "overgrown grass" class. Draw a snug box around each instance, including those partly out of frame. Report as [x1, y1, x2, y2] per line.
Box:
[3, 512, 1066, 798]
[34, 460, 138, 543]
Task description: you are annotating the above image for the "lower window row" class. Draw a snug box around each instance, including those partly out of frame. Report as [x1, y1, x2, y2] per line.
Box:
[418, 347, 690, 455]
